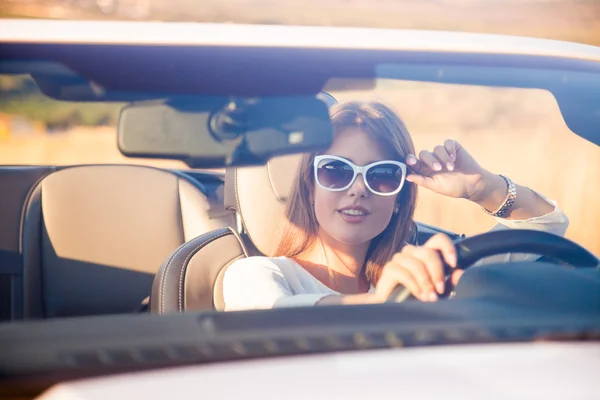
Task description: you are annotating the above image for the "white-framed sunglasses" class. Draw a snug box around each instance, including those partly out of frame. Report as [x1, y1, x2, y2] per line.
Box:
[313, 155, 407, 196]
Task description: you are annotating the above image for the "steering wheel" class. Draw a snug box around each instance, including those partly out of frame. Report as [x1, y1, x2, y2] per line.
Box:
[387, 229, 599, 303]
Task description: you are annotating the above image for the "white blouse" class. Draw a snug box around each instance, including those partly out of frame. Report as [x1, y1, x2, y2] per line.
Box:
[222, 197, 569, 312]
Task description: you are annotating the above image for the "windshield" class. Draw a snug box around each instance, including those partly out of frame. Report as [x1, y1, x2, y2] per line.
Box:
[0, 55, 598, 316]
[2, 67, 598, 257]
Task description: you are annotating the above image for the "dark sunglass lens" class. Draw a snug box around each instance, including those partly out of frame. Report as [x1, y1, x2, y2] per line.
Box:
[317, 159, 354, 189]
[366, 164, 403, 193]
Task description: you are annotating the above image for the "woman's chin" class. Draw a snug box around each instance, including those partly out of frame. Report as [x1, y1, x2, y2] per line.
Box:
[317, 216, 388, 246]
[332, 229, 379, 246]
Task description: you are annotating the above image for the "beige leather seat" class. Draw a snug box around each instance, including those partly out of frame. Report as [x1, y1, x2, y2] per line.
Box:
[150, 154, 303, 313]
[19, 164, 233, 319]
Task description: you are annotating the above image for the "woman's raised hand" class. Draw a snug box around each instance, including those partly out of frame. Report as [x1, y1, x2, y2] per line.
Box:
[405, 139, 493, 202]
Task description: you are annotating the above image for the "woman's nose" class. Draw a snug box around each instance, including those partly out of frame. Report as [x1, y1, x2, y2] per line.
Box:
[347, 173, 368, 198]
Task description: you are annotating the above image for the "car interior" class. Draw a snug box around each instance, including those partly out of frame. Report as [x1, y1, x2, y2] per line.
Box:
[0, 152, 459, 321]
[0, 165, 234, 321]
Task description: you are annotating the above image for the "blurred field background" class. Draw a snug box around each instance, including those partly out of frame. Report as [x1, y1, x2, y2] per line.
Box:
[1, 0, 599, 255]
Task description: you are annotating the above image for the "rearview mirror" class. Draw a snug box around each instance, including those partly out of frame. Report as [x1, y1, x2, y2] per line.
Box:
[117, 94, 334, 168]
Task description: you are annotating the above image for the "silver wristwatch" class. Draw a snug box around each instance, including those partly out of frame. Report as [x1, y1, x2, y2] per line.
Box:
[482, 174, 517, 218]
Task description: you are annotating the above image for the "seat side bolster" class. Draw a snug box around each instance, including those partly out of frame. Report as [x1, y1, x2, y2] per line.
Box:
[150, 228, 246, 314]
[21, 184, 44, 319]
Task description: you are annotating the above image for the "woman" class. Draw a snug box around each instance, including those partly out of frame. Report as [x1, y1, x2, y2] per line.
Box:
[222, 101, 568, 311]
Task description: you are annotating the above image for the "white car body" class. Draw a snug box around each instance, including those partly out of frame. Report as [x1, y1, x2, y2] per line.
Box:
[1, 19, 600, 62]
[38, 342, 600, 399]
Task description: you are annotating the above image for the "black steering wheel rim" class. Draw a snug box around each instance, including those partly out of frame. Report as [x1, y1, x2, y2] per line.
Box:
[454, 229, 598, 270]
[388, 229, 599, 303]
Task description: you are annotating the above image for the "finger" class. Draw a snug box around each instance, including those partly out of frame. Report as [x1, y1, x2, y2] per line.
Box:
[391, 252, 438, 301]
[406, 154, 433, 178]
[406, 153, 428, 175]
[406, 153, 418, 167]
[450, 269, 464, 286]
[433, 145, 454, 171]
[405, 173, 427, 186]
[406, 173, 439, 192]
[444, 139, 458, 162]
[422, 233, 458, 268]
[418, 150, 443, 172]
[406, 246, 446, 294]
[377, 261, 422, 302]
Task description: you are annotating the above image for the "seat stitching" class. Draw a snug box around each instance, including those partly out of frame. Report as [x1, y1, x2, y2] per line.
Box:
[159, 242, 190, 314]
[232, 168, 250, 241]
[234, 168, 243, 220]
[233, 168, 240, 211]
[177, 230, 232, 312]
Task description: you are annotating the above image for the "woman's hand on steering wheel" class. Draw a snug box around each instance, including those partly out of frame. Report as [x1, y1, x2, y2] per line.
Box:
[374, 233, 463, 303]
[376, 229, 598, 304]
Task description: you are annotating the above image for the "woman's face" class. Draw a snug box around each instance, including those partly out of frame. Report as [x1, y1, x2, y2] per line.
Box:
[313, 127, 399, 247]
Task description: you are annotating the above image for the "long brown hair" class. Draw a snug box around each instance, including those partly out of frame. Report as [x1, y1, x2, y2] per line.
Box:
[273, 101, 418, 285]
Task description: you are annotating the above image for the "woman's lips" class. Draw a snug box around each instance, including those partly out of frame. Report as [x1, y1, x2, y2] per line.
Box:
[337, 206, 370, 224]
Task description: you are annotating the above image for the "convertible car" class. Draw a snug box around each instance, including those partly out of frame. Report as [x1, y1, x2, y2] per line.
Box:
[0, 19, 599, 399]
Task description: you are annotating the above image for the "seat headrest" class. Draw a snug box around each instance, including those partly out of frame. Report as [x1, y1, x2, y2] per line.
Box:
[224, 154, 304, 256]
[224, 91, 337, 256]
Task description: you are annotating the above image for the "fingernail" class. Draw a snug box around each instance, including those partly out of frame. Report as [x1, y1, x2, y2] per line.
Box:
[446, 162, 454, 171]
[427, 292, 438, 302]
[407, 155, 417, 165]
[433, 162, 442, 171]
[435, 282, 445, 294]
[449, 253, 457, 267]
